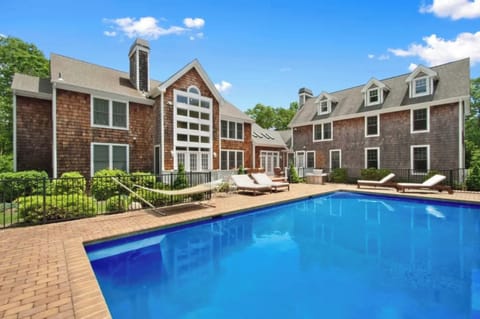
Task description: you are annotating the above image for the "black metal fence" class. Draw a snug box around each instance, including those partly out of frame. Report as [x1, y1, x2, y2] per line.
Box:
[0, 171, 212, 229]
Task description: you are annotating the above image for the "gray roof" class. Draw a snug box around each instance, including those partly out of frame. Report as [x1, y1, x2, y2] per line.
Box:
[277, 129, 292, 149]
[290, 58, 470, 126]
[50, 53, 161, 101]
[252, 123, 287, 148]
[11, 73, 52, 99]
[221, 100, 254, 122]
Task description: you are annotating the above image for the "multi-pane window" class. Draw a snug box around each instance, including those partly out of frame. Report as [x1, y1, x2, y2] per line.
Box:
[176, 149, 210, 171]
[220, 150, 244, 170]
[92, 98, 128, 129]
[414, 77, 427, 95]
[412, 108, 428, 132]
[365, 148, 379, 169]
[367, 88, 379, 105]
[366, 115, 379, 136]
[320, 101, 328, 113]
[307, 151, 315, 168]
[221, 120, 244, 140]
[412, 145, 429, 174]
[92, 143, 128, 175]
[296, 152, 305, 168]
[330, 150, 341, 169]
[314, 122, 333, 141]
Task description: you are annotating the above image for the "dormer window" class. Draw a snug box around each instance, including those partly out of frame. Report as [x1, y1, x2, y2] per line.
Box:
[406, 65, 437, 98]
[315, 92, 337, 115]
[362, 78, 388, 107]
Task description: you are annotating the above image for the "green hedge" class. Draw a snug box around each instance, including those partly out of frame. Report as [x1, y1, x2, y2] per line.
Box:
[52, 172, 86, 195]
[173, 163, 188, 189]
[105, 195, 132, 212]
[331, 168, 348, 183]
[288, 164, 302, 183]
[91, 169, 131, 201]
[16, 194, 97, 224]
[0, 170, 49, 202]
[360, 168, 392, 181]
[130, 172, 156, 188]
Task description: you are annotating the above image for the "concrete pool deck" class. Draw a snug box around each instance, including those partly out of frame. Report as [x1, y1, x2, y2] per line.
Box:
[1, 183, 480, 319]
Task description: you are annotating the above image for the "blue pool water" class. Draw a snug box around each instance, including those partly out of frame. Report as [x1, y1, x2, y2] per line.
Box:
[85, 191, 480, 318]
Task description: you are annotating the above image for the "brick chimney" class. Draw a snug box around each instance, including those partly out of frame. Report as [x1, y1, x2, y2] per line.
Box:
[298, 87, 313, 108]
[129, 38, 150, 92]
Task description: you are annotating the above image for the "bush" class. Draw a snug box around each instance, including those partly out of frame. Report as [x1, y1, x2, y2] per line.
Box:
[331, 168, 348, 183]
[16, 194, 97, 224]
[134, 188, 170, 207]
[173, 163, 188, 189]
[52, 171, 86, 195]
[0, 154, 13, 173]
[91, 169, 130, 201]
[237, 166, 246, 174]
[424, 170, 441, 182]
[467, 165, 480, 191]
[288, 163, 302, 183]
[360, 168, 392, 181]
[105, 195, 132, 212]
[0, 170, 49, 202]
[130, 172, 156, 188]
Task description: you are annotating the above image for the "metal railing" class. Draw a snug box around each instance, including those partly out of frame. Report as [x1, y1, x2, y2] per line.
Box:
[0, 172, 212, 229]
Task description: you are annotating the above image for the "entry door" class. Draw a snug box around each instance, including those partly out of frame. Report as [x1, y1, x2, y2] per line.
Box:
[261, 151, 278, 175]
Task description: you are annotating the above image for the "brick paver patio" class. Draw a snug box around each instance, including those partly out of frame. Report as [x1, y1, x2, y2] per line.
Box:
[1, 183, 479, 318]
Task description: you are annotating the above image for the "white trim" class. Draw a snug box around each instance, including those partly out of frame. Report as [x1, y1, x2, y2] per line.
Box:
[365, 147, 380, 169]
[290, 95, 469, 128]
[365, 115, 380, 137]
[405, 65, 437, 82]
[410, 106, 430, 134]
[220, 149, 244, 170]
[329, 149, 342, 169]
[90, 142, 130, 176]
[220, 119, 244, 141]
[458, 100, 464, 169]
[12, 89, 52, 101]
[52, 83, 57, 178]
[410, 144, 430, 174]
[313, 122, 333, 142]
[366, 87, 381, 106]
[160, 92, 165, 172]
[306, 150, 315, 168]
[52, 81, 154, 106]
[295, 151, 306, 168]
[13, 95, 17, 171]
[411, 76, 432, 98]
[91, 96, 129, 130]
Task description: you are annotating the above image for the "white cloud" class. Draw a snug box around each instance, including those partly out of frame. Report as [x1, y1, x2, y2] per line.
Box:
[103, 31, 116, 37]
[388, 31, 480, 66]
[104, 16, 186, 39]
[215, 80, 232, 93]
[368, 54, 375, 59]
[183, 18, 205, 29]
[367, 53, 389, 60]
[420, 0, 480, 20]
[408, 63, 418, 71]
[0, 33, 5, 39]
[189, 32, 205, 41]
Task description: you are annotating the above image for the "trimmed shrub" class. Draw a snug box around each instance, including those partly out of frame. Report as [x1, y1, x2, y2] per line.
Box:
[134, 188, 169, 207]
[16, 194, 97, 224]
[0, 170, 49, 202]
[237, 166, 246, 175]
[173, 163, 188, 189]
[91, 169, 130, 201]
[331, 168, 348, 183]
[105, 195, 132, 212]
[360, 168, 392, 181]
[131, 172, 156, 188]
[288, 163, 302, 183]
[52, 171, 86, 195]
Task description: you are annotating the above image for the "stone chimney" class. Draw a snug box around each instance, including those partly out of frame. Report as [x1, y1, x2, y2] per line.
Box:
[129, 38, 150, 92]
[298, 87, 313, 108]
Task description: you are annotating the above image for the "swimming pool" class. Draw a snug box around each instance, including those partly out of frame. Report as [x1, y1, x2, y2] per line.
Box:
[85, 191, 480, 318]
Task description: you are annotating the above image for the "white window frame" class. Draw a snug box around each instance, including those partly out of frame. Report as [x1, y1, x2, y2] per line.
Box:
[306, 151, 315, 168]
[90, 142, 129, 176]
[409, 76, 434, 98]
[365, 115, 380, 137]
[329, 149, 342, 170]
[313, 122, 333, 142]
[410, 144, 430, 175]
[365, 147, 380, 169]
[366, 88, 380, 106]
[318, 100, 330, 115]
[295, 151, 305, 168]
[91, 96, 129, 130]
[221, 120, 244, 141]
[410, 107, 430, 134]
[220, 149, 244, 170]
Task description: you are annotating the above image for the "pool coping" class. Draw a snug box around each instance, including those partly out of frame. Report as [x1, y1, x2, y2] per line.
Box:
[1, 183, 479, 318]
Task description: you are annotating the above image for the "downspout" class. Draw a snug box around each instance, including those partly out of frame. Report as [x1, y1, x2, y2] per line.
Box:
[458, 99, 465, 169]
[160, 90, 165, 172]
[252, 143, 256, 168]
[52, 83, 57, 178]
[12, 93, 16, 171]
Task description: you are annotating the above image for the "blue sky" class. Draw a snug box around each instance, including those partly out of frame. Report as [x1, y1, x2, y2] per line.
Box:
[1, 0, 479, 111]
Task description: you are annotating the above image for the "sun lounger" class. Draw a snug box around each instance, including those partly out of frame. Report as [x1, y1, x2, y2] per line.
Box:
[251, 173, 290, 191]
[357, 173, 396, 189]
[396, 174, 453, 194]
[230, 174, 272, 195]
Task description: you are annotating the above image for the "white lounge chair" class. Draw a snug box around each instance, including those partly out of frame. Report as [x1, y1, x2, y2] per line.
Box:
[251, 173, 290, 192]
[230, 174, 272, 195]
[396, 174, 453, 194]
[357, 173, 396, 189]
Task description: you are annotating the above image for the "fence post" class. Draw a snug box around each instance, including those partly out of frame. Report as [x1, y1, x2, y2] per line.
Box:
[42, 177, 47, 224]
[449, 170, 454, 187]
